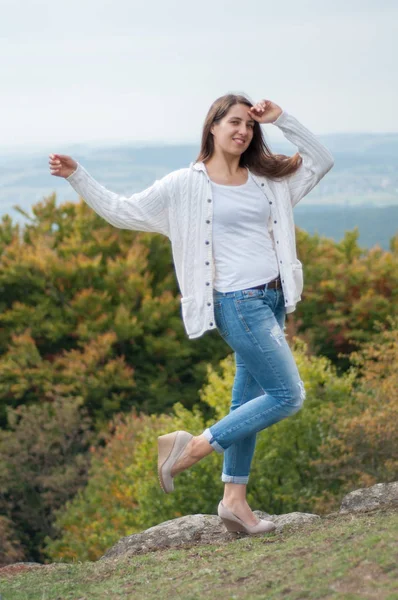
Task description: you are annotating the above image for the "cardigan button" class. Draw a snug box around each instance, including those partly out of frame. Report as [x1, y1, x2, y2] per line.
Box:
[269, 201, 272, 205]
[206, 219, 210, 224]
[206, 282, 210, 286]
[207, 302, 211, 307]
[274, 220, 277, 224]
[261, 183, 264, 187]
[205, 241, 210, 245]
[207, 199, 212, 203]
[205, 261, 210, 266]
[210, 322, 214, 327]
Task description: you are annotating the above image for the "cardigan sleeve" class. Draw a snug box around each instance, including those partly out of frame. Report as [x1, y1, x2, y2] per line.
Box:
[272, 111, 334, 207]
[66, 164, 171, 237]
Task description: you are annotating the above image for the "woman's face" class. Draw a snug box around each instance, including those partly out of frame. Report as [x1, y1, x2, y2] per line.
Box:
[211, 103, 255, 156]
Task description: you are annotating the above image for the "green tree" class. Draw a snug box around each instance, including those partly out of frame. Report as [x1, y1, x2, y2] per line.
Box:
[0, 330, 136, 426]
[0, 197, 228, 424]
[294, 228, 398, 367]
[313, 322, 398, 511]
[0, 516, 25, 566]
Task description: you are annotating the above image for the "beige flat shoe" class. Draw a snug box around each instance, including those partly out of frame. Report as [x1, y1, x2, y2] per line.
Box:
[157, 430, 193, 493]
[218, 501, 276, 534]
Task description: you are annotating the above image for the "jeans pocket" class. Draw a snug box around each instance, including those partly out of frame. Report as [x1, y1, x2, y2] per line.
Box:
[214, 301, 229, 338]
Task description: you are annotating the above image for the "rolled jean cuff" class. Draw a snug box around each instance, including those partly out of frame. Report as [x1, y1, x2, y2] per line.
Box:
[221, 473, 249, 484]
[202, 428, 225, 454]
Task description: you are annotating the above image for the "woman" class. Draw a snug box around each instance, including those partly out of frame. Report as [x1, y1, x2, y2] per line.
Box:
[49, 95, 333, 535]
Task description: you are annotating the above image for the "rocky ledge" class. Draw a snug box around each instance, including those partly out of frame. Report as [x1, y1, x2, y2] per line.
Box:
[101, 481, 398, 560]
[1, 481, 396, 571]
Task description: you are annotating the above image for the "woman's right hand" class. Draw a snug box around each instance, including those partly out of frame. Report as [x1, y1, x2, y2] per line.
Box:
[49, 154, 78, 178]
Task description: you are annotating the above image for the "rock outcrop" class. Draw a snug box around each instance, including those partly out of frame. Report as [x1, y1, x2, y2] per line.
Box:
[101, 511, 320, 560]
[3, 482, 396, 568]
[339, 481, 398, 514]
[101, 481, 398, 560]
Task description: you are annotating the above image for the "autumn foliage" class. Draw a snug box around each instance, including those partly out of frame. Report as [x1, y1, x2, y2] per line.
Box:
[0, 198, 228, 427]
[0, 195, 397, 564]
[312, 323, 398, 511]
[294, 229, 398, 366]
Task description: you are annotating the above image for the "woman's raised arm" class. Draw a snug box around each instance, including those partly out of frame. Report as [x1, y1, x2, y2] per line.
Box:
[271, 112, 334, 207]
[49, 154, 171, 237]
[247, 100, 334, 206]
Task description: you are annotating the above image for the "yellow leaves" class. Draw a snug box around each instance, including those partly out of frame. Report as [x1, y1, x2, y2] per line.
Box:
[199, 354, 235, 420]
[0, 331, 53, 401]
[314, 324, 398, 504]
[70, 287, 112, 312]
[57, 332, 117, 370]
[1, 193, 229, 426]
[390, 234, 398, 254]
[296, 228, 398, 365]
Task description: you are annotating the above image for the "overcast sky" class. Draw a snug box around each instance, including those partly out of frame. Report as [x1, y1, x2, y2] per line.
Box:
[0, 0, 396, 150]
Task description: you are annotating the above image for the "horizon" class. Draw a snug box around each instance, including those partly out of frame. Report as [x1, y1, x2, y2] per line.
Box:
[1, 129, 398, 157]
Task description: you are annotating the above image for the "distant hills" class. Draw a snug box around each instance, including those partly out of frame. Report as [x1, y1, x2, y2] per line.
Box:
[1, 131, 397, 249]
[294, 204, 398, 250]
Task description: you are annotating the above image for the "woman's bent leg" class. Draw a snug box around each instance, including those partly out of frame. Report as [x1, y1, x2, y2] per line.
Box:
[204, 288, 305, 453]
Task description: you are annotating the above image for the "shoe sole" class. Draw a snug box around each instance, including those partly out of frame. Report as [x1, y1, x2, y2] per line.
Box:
[157, 432, 179, 493]
[220, 516, 275, 534]
[219, 517, 247, 533]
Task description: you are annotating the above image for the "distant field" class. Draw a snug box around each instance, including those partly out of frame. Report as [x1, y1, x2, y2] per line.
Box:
[294, 204, 398, 249]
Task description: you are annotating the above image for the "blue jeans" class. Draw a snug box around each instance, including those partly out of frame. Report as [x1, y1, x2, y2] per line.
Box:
[203, 286, 305, 484]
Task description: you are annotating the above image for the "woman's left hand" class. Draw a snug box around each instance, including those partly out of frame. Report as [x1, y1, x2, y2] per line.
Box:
[248, 100, 283, 124]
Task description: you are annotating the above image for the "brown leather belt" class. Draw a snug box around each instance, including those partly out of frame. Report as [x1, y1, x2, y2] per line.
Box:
[250, 277, 282, 291]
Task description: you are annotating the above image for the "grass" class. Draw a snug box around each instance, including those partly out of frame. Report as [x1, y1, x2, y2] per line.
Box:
[1, 510, 397, 600]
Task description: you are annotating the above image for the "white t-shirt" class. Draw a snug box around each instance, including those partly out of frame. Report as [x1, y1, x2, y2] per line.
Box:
[211, 173, 279, 293]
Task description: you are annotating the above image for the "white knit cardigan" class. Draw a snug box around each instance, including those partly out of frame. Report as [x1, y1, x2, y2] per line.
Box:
[66, 111, 334, 339]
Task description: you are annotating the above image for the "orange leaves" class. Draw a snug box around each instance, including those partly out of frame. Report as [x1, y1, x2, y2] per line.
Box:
[295, 228, 398, 366]
[0, 194, 228, 423]
[313, 324, 398, 506]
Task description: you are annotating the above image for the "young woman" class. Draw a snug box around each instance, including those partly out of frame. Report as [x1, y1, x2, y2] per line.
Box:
[49, 95, 333, 535]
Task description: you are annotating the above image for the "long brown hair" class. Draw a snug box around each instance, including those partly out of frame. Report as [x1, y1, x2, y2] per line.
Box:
[196, 94, 302, 179]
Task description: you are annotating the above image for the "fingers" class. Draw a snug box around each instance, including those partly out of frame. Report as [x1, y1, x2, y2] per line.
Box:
[52, 154, 70, 160]
[49, 154, 62, 176]
[49, 154, 61, 165]
[248, 100, 271, 117]
[48, 154, 77, 178]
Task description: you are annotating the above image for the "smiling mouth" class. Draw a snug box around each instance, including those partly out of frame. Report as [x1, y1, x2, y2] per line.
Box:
[233, 138, 246, 145]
